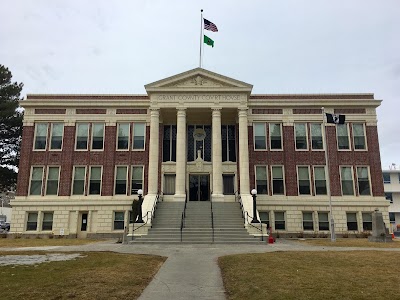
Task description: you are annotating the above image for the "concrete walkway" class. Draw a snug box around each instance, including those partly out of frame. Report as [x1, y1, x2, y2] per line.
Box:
[2, 240, 400, 300]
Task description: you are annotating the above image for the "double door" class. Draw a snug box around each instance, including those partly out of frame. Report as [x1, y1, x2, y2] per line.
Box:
[189, 174, 210, 201]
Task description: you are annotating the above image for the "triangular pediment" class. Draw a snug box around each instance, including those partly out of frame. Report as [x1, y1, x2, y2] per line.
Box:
[145, 68, 253, 93]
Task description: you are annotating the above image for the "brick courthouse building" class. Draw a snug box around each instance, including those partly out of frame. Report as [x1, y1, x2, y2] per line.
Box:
[11, 68, 389, 238]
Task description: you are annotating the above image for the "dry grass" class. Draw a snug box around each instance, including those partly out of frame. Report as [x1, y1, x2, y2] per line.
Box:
[219, 251, 400, 300]
[0, 238, 105, 248]
[297, 238, 400, 248]
[0, 251, 166, 300]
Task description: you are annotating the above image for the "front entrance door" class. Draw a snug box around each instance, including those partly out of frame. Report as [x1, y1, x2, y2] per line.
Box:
[189, 174, 210, 201]
[77, 212, 88, 238]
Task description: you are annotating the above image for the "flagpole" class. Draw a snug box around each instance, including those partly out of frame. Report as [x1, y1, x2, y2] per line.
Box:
[199, 9, 203, 68]
[322, 107, 336, 242]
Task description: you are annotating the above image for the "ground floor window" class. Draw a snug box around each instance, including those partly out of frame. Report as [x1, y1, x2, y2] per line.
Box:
[42, 212, 54, 231]
[302, 212, 314, 231]
[114, 212, 125, 230]
[274, 211, 285, 230]
[27, 212, 38, 231]
[223, 174, 235, 195]
[318, 212, 329, 231]
[389, 212, 395, 223]
[362, 213, 372, 231]
[164, 174, 176, 195]
[259, 211, 270, 228]
[347, 212, 358, 231]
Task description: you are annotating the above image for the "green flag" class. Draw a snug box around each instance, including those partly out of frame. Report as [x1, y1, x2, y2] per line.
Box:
[204, 35, 214, 47]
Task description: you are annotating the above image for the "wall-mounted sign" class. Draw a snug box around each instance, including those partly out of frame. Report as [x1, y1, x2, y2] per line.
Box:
[193, 128, 206, 141]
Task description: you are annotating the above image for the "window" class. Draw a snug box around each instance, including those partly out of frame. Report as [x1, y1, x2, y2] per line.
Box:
[187, 125, 211, 162]
[270, 123, 282, 150]
[295, 123, 308, 150]
[352, 123, 366, 150]
[303, 212, 314, 231]
[255, 166, 268, 194]
[389, 212, 395, 223]
[314, 166, 327, 195]
[222, 125, 236, 162]
[42, 212, 53, 231]
[50, 123, 64, 150]
[311, 123, 323, 150]
[26, 212, 38, 231]
[115, 166, 128, 195]
[76, 123, 89, 150]
[72, 166, 86, 195]
[383, 173, 391, 184]
[164, 174, 175, 195]
[272, 166, 284, 195]
[30, 166, 44, 195]
[385, 192, 393, 204]
[132, 123, 145, 150]
[341, 166, 354, 195]
[274, 211, 285, 230]
[337, 124, 350, 150]
[117, 123, 130, 150]
[91, 123, 104, 150]
[254, 123, 266, 150]
[163, 125, 177, 162]
[347, 213, 358, 231]
[34, 123, 48, 150]
[362, 213, 372, 231]
[114, 212, 125, 230]
[223, 174, 235, 195]
[357, 167, 371, 195]
[131, 166, 143, 195]
[318, 212, 329, 231]
[259, 212, 270, 228]
[89, 166, 102, 195]
[46, 166, 60, 195]
[297, 166, 310, 195]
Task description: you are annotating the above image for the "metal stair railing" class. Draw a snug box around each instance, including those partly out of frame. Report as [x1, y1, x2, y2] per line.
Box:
[132, 193, 160, 239]
[180, 191, 188, 242]
[211, 200, 214, 243]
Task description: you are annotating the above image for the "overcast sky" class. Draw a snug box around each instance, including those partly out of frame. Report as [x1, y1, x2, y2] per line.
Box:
[1, 0, 399, 168]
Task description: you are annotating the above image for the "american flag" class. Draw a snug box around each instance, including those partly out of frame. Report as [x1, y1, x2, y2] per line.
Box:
[204, 18, 218, 32]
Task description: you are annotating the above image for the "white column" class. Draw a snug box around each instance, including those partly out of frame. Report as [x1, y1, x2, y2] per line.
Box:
[212, 108, 224, 201]
[174, 108, 186, 201]
[147, 108, 159, 195]
[238, 108, 250, 195]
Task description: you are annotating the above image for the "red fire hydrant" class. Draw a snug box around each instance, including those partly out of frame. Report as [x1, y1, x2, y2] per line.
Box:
[268, 227, 274, 244]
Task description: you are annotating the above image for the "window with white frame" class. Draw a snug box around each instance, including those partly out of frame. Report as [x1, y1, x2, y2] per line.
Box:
[26, 212, 38, 231]
[311, 123, 323, 150]
[42, 212, 53, 231]
[34, 123, 48, 150]
[89, 166, 102, 195]
[297, 166, 310, 195]
[385, 192, 393, 204]
[46, 166, 60, 195]
[223, 174, 235, 195]
[254, 123, 267, 150]
[91, 123, 105, 150]
[164, 174, 175, 195]
[132, 123, 145, 150]
[117, 123, 130, 150]
[313, 166, 327, 195]
[347, 212, 358, 231]
[50, 123, 64, 150]
[259, 211, 270, 228]
[352, 123, 366, 150]
[272, 166, 285, 195]
[163, 125, 177, 162]
[72, 166, 86, 195]
[269, 123, 282, 150]
[337, 124, 350, 150]
[295, 123, 308, 150]
[255, 166, 268, 194]
[222, 125, 236, 162]
[318, 212, 329, 231]
[274, 211, 286, 230]
[76, 123, 89, 150]
[357, 167, 371, 195]
[341, 166, 354, 195]
[303, 212, 314, 231]
[383, 173, 390, 184]
[113, 212, 125, 230]
[362, 213, 372, 231]
[30, 166, 44, 195]
[115, 166, 128, 195]
[131, 166, 143, 195]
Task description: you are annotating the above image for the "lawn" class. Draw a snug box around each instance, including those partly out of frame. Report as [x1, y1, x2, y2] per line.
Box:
[0, 251, 166, 300]
[297, 238, 400, 248]
[0, 238, 105, 248]
[219, 251, 400, 300]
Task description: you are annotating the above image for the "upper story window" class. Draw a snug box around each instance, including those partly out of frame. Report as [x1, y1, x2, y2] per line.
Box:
[29, 166, 44, 195]
[337, 124, 350, 150]
[72, 166, 86, 195]
[383, 173, 391, 184]
[75, 123, 104, 151]
[115, 166, 128, 195]
[340, 166, 354, 196]
[132, 123, 145, 150]
[131, 166, 144, 195]
[255, 166, 268, 194]
[92, 123, 105, 150]
[75, 123, 89, 150]
[313, 166, 327, 195]
[295, 123, 308, 150]
[45, 166, 60, 195]
[271, 166, 285, 195]
[89, 166, 102, 195]
[352, 123, 366, 150]
[385, 192, 393, 204]
[50, 123, 64, 150]
[34, 123, 64, 151]
[311, 123, 323, 150]
[222, 125, 236, 162]
[297, 166, 311, 195]
[117, 123, 130, 150]
[356, 167, 371, 196]
[34, 123, 48, 150]
[269, 123, 282, 150]
[163, 125, 177, 162]
[254, 123, 267, 150]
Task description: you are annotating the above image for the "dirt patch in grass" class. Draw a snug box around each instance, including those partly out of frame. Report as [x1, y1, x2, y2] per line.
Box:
[0, 251, 166, 300]
[0, 238, 106, 248]
[219, 251, 400, 300]
[297, 238, 400, 248]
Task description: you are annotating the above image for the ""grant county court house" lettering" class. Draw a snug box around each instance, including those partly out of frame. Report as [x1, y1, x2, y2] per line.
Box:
[157, 94, 240, 101]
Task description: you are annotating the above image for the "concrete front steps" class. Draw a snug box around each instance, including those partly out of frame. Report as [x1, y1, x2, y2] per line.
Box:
[130, 201, 266, 244]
